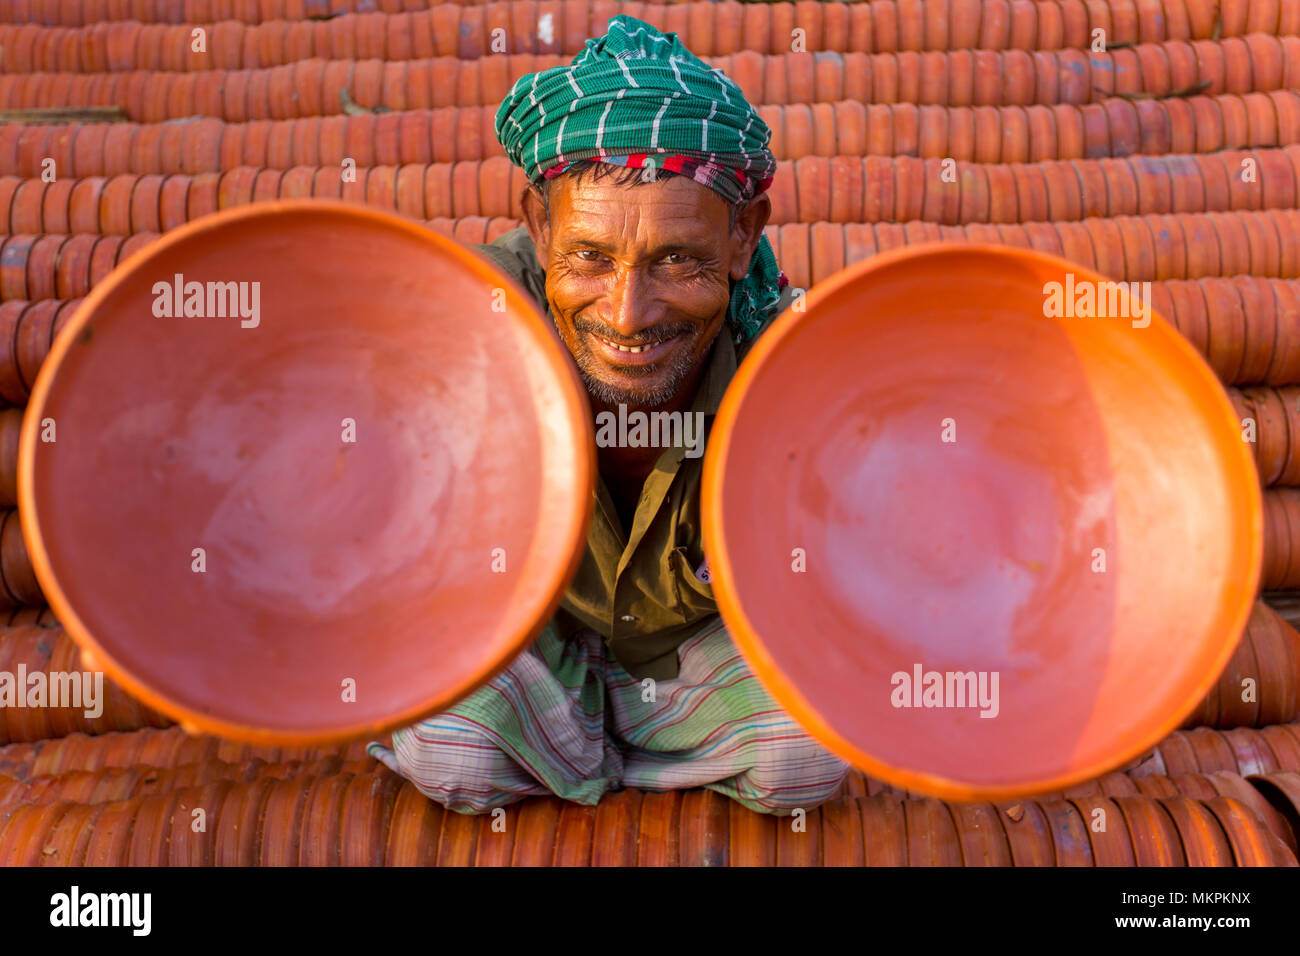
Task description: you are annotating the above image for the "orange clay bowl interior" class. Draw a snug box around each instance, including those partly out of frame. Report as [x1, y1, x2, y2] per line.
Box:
[702, 242, 1261, 801]
[19, 201, 594, 747]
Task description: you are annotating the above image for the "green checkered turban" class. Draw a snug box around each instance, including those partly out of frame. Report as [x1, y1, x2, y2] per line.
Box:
[495, 15, 787, 345]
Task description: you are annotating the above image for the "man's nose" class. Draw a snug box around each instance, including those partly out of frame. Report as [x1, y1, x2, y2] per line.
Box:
[602, 267, 660, 338]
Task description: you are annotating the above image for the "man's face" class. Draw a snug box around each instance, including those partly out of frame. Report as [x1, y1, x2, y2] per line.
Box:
[522, 171, 768, 408]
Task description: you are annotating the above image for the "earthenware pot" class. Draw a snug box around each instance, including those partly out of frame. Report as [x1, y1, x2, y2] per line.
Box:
[797, 156, 832, 223]
[1259, 727, 1300, 768]
[81, 797, 142, 866]
[982, 0, 1013, 49]
[1178, 213, 1220, 278]
[1115, 794, 1187, 865]
[1133, 774, 1180, 798]
[1232, 279, 1278, 385]
[702, 242, 1259, 799]
[1219, 95, 1251, 150]
[296, 774, 351, 866]
[1136, 42, 1172, 97]
[902, 798, 962, 865]
[1158, 796, 1235, 865]
[19, 202, 594, 746]
[1205, 796, 1296, 865]
[383, 781, 444, 866]
[859, 796, 908, 865]
[1262, 492, 1292, 588]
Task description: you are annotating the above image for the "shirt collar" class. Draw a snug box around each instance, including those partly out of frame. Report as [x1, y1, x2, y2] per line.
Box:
[688, 328, 738, 420]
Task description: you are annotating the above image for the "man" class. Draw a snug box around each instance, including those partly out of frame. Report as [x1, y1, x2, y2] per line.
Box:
[368, 16, 850, 815]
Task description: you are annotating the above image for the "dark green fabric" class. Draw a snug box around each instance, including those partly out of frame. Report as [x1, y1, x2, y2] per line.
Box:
[495, 14, 776, 196]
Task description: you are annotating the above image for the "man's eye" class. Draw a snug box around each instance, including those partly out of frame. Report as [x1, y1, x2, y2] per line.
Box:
[576, 251, 605, 262]
[663, 254, 690, 265]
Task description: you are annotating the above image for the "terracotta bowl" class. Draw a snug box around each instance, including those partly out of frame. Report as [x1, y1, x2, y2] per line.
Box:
[20, 201, 594, 746]
[703, 242, 1261, 800]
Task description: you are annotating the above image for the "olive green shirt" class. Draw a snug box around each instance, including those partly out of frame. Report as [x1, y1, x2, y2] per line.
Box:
[472, 227, 797, 681]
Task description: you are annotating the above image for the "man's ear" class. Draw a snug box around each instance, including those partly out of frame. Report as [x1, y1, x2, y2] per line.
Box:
[728, 192, 772, 281]
[521, 184, 551, 264]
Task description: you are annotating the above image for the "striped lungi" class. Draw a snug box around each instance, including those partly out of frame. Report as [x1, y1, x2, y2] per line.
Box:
[368, 617, 851, 816]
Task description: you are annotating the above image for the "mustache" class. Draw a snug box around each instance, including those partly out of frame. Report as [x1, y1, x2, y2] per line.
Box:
[572, 317, 698, 346]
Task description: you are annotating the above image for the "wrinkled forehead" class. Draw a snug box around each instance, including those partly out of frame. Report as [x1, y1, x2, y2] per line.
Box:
[547, 173, 734, 253]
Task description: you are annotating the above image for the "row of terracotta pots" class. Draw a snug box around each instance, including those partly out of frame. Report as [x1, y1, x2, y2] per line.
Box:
[0, 298, 80, 404]
[3, 0, 422, 27]
[0, 58, 569, 121]
[6, 35, 1298, 123]
[9, 733, 1293, 864]
[1227, 388, 1300, 486]
[2, 257, 1296, 398]
[10, 163, 1300, 249]
[4, 218, 1300, 331]
[737, 37, 1299, 110]
[8, 775, 1293, 867]
[1035, 747, 1300, 852]
[0, 770, 412, 865]
[1148, 724, 1300, 780]
[0, 240, 143, 308]
[763, 212, 1300, 289]
[0, 725, 377, 780]
[13, 113, 1300, 221]
[9, 84, 1295, 170]
[389, 780, 1295, 866]
[12, 107, 1300, 205]
[839, 665, 1300, 806]
[4, 222, 1300, 345]
[2, 0, 1290, 74]
[767, 92, 1300, 165]
[2, 605, 57, 628]
[0, 163, 533, 234]
[1263, 489, 1300, 589]
[0, 511, 41, 609]
[0, 162, 533, 234]
[0, 626, 172, 744]
[1180, 602, 1300, 727]
[1129, 772, 1298, 856]
[844, 720, 1300, 806]
[0, 755, 375, 808]
[1146, 278, 1300, 386]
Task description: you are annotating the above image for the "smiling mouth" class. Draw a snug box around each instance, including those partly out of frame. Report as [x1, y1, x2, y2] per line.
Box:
[596, 336, 666, 354]
[588, 330, 686, 363]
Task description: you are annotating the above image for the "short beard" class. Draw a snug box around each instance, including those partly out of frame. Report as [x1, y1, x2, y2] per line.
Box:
[561, 316, 707, 407]
[575, 348, 698, 406]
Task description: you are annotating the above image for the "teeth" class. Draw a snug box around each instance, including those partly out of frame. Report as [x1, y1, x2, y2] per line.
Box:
[601, 337, 660, 354]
